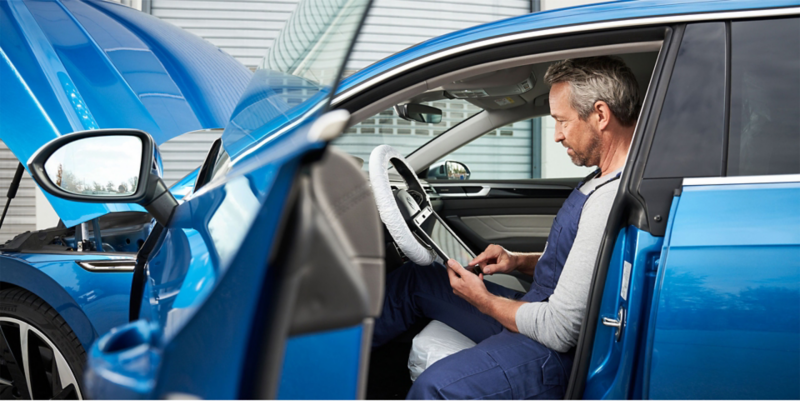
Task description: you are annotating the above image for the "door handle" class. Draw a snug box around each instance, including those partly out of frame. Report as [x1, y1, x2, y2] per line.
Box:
[602, 307, 625, 342]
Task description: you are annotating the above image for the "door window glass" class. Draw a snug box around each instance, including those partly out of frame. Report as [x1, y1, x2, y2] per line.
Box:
[644, 23, 726, 179]
[728, 17, 800, 176]
[221, 0, 371, 158]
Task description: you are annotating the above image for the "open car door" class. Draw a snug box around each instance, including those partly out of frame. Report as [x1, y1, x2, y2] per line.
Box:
[84, 0, 375, 399]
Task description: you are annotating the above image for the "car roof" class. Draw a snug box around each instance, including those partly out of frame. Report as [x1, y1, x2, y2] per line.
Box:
[335, 0, 799, 102]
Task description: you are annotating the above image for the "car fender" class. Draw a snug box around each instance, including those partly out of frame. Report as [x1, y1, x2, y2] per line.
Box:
[1, 255, 99, 349]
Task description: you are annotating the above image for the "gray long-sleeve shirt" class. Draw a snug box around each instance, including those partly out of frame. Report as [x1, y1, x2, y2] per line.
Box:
[514, 170, 621, 353]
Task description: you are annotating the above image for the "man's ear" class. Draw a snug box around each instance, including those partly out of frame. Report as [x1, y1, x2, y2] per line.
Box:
[593, 100, 612, 131]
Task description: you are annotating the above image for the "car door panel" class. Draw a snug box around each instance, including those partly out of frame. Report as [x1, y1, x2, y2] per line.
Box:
[431, 179, 578, 253]
[644, 178, 800, 399]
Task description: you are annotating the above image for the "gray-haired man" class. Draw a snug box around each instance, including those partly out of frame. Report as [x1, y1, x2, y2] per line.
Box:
[372, 56, 641, 399]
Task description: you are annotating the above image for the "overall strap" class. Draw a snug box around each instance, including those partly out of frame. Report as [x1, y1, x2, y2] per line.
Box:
[592, 172, 622, 192]
[576, 169, 601, 189]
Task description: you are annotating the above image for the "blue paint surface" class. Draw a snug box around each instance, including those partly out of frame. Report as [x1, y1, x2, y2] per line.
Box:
[278, 325, 364, 399]
[0, 253, 133, 349]
[647, 183, 800, 399]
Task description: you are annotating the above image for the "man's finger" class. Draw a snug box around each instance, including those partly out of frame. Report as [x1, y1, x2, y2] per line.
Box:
[446, 259, 463, 279]
[468, 252, 487, 266]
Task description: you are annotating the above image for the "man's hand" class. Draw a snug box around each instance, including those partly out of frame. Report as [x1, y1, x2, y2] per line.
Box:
[446, 259, 491, 311]
[469, 244, 519, 275]
[446, 259, 524, 333]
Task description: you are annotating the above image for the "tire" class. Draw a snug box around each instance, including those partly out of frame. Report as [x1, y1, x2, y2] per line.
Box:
[0, 288, 85, 399]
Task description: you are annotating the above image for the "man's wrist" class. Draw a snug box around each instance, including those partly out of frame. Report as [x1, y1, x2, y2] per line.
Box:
[475, 292, 497, 315]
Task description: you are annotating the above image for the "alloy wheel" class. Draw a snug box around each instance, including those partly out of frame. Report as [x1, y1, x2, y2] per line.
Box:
[0, 317, 81, 400]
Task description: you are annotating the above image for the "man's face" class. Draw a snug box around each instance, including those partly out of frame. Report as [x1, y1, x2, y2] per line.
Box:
[549, 82, 601, 167]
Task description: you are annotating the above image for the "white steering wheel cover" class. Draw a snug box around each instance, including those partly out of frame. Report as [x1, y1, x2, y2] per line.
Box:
[369, 145, 435, 266]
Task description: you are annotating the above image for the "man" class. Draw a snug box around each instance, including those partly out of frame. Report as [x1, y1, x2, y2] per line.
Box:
[373, 56, 641, 399]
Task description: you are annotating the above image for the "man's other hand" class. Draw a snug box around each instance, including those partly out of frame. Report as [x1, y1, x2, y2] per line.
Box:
[469, 244, 518, 275]
[446, 259, 491, 311]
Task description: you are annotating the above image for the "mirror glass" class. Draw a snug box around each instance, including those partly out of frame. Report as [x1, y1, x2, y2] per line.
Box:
[44, 136, 142, 197]
[445, 161, 470, 180]
[397, 103, 443, 124]
[427, 160, 471, 180]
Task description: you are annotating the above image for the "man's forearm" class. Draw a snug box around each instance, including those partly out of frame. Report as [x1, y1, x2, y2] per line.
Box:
[512, 252, 542, 276]
[476, 294, 526, 333]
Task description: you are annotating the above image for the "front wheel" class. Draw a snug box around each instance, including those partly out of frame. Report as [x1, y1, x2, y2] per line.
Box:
[0, 288, 85, 399]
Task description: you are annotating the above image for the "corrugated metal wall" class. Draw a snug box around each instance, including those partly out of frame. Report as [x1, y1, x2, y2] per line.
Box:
[0, 142, 36, 243]
[151, 0, 300, 69]
[347, 0, 530, 72]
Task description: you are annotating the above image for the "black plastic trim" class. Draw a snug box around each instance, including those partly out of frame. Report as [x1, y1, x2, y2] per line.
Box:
[194, 137, 222, 192]
[625, 25, 685, 235]
[721, 21, 732, 176]
[129, 223, 164, 321]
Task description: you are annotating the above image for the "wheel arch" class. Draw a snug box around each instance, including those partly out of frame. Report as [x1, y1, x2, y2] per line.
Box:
[0, 256, 98, 350]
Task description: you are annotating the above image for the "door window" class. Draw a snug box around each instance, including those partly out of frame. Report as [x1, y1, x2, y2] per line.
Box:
[644, 23, 726, 179]
[727, 17, 800, 176]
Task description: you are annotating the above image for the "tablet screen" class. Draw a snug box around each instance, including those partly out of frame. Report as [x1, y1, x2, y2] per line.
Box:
[429, 215, 475, 267]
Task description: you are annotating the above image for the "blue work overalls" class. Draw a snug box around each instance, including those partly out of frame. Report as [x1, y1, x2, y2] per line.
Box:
[372, 170, 619, 399]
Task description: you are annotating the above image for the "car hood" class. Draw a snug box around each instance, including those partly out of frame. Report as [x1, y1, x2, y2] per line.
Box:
[0, 0, 251, 227]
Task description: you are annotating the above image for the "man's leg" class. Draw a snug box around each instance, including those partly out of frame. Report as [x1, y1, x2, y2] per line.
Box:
[373, 262, 523, 347]
[408, 330, 572, 400]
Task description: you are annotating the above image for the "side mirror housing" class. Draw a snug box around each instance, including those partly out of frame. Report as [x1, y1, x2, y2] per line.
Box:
[394, 103, 442, 124]
[426, 160, 471, 180]
[28, 129, 178, 225]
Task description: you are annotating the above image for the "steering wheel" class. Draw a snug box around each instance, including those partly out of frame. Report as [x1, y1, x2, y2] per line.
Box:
[368, 145, 446, 266]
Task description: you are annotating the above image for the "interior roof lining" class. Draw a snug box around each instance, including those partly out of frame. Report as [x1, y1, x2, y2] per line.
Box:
[346, 40, 663, 126]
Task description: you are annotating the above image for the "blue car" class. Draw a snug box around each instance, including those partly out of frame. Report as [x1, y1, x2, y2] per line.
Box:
[0, 0, 250, 398]
[26, 0, 800, 399]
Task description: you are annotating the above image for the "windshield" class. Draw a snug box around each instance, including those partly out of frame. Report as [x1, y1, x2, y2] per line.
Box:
[333, 99, 483, 170]
[221, 0, 370, 159]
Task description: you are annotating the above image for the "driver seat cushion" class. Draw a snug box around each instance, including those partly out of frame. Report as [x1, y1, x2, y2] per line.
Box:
[407, 273, 529, 380]
[408, 320, 476, 381]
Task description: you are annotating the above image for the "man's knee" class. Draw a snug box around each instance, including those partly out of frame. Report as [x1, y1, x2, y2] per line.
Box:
[408, 367, 446, 399]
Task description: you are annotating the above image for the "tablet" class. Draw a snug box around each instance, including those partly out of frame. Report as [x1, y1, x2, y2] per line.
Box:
[427, 214, 476, 268]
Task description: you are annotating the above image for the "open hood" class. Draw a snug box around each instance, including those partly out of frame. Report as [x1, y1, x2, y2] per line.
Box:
[0, 0, 252, 227]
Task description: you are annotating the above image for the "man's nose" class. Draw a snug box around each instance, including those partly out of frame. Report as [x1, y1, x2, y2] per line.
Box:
[554, 127, 565, 143]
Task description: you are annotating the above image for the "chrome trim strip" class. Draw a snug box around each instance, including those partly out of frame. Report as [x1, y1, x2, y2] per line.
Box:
[431, 183, 570, 190]
[333, 7, 800, 105]
[683, 174, 800, 186]
[469, 186, 491, 197]
[76, 260, 136, 272]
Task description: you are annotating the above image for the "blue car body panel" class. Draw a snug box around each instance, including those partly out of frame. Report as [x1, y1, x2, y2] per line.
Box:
[584, 227, 663, 399]
[0, 253, 133, 349]
[644, 182, 800, 399]
[0, 0, 251, 227]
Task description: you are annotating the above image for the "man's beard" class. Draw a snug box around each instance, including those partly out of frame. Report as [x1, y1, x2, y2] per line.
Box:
[568, 132, 601, 167]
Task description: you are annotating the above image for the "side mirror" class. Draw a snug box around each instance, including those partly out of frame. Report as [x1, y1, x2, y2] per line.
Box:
[394, 103, 442, 124]
[427, 160, 471, 181]
[28, 129, 178, 225]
